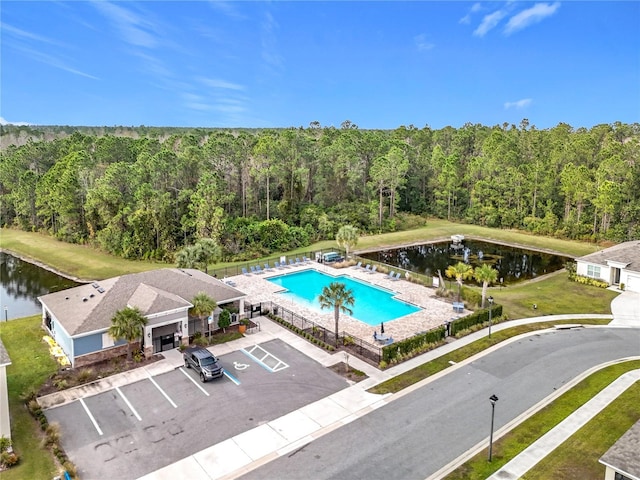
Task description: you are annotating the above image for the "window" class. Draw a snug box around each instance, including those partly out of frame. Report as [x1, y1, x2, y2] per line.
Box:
[615, 472, 631, 480]
[587, 264, 601, 279]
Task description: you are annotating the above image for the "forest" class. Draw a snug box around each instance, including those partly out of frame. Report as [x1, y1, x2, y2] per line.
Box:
[1, 120, 639, 262]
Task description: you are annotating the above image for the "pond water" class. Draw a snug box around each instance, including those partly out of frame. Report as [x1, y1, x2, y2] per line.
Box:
[360, 239, 571, 286]
[0, 252, 80, 320]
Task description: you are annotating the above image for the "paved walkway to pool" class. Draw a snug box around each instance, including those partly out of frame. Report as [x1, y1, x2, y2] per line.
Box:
[224, 262, 470, 343]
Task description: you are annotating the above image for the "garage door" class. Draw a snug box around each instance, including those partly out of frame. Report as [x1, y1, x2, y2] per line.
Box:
[626, 274, 640, 292]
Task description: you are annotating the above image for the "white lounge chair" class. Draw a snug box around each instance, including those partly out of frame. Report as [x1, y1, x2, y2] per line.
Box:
[354, 261, 362, 269]
[367, 265, 378, 274]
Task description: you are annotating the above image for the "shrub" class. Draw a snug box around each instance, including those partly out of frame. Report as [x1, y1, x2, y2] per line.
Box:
[450, 304, 503, 336]
[0, 451, 20, 468]
[43, 423, 61, 447]
[76, 368, 96, 384]
[0, 436, 11, 453]
[381, 326, 446, 364]
[63, 461, 78, 478]
[620, 282, 626, 291]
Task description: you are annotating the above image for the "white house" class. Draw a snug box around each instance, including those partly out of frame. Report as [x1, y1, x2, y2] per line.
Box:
[575, 241, 640, 292]
[38, 268, 246, 368]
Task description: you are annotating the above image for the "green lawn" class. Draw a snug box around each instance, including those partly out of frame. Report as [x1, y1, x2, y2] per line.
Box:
[0, 316, 60, 479]
[445, 360, 640, 480]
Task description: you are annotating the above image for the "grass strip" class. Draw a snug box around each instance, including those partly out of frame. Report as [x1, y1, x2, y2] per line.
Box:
[522, 382, 640, 480]
[445, 360, 640, 480]
[0, 316, 60, 479]
[368, 319, 611, 395]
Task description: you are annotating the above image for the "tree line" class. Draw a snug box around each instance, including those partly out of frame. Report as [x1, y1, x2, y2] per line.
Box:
[1, 120, 638, 262]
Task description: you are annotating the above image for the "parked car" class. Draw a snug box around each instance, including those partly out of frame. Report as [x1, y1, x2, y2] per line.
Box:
[183, 347, 224, 382]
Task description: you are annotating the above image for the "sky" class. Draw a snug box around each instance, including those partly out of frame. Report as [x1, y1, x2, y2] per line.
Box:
[1, 1, 638, 130]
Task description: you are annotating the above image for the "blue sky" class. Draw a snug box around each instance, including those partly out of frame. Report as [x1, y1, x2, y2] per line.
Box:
[1, 1, 638, 129]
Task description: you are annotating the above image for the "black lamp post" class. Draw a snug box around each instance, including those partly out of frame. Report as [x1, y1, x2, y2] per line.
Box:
[487, 296, 494, 338]
[488, 394, 499, 461]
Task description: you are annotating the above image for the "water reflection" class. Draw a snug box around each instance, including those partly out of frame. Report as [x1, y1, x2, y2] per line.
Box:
[0, 252, 79, 320]
[360, 240, 570, 285]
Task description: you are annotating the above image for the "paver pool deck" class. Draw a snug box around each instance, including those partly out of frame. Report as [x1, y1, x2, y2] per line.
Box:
[224, 262, 469, 343]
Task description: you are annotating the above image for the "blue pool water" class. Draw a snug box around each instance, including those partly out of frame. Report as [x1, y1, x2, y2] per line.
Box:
[267, 269, 420, 325]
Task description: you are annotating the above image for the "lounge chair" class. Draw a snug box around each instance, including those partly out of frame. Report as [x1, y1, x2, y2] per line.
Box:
[394, 272, 402, 281]
[364, 264, 371, 273]
[386, 270, 395, 279]
[353, 261, 362, 270]
[295, 258, 302, 266]
[265, 263, 273, 271]
[303, 256, 311, 263]
[289, 259, 296, 267]
[257, 265, 265, 274]
[368, 265, 378, 274]
[225, 279, 237, 287]
[250, 266, 257, 274]
[242, 267, 249, 276]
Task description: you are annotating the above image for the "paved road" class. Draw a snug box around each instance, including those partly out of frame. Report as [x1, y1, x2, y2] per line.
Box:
[241, 327, 640, 480]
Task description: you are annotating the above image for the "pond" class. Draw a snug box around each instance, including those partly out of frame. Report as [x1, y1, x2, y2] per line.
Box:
[0, 252, 80, 320]
[359, 239, 572, 286]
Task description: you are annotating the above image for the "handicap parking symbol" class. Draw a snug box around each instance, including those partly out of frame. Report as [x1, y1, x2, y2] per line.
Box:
[233, 361, 250, 371]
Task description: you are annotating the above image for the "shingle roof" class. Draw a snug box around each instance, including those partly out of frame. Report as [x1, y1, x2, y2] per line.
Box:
[577, 241, 640, 273]
[600, 420, 640, 480]
[38, 269, 246, 336]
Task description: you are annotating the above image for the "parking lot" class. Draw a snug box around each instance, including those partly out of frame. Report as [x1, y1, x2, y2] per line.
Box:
[44, 339, 347, 479]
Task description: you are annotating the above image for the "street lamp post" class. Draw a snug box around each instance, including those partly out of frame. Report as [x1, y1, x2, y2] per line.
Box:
[487, 296, 494, 338]
[488, 394, 499, 462]
[3, 306, 7, 322]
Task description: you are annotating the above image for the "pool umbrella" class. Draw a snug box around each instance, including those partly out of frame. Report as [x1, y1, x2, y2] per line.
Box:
[380, 322, 385, 334]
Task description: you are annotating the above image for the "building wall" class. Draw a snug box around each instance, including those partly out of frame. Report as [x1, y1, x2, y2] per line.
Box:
[0, 366, 11, 441]
[74, 332, 103, 356]
[576, 261, 611, 283]
[51, 318, 74, 365]
[74, 342, 138, 368]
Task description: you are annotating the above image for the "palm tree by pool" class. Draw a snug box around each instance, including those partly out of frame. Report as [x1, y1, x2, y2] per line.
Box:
[445, 261, 474, 303]
[318, 282, 355, 347]
[474, 263, 499, 307]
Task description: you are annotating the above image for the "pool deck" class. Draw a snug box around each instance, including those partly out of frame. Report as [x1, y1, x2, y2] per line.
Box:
[224, 262, 470, 343]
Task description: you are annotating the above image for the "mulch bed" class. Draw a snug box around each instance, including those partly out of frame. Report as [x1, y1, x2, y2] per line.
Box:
[328, 362, 368, 383]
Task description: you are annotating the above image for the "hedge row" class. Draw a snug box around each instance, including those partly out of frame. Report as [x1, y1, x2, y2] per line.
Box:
[450, 304, 503, 336]
[381, 326, 446, 364]
[266, 313, 336, 352]
[570, 274, 609, 288]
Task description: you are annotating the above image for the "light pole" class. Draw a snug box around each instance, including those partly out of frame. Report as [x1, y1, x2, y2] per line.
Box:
[487, 296, 494, 338]
[3, 306, 7, 322]
[488, 394, 499, 462]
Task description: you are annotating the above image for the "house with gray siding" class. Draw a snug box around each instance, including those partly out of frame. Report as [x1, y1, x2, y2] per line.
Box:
[38, 268, 246, 367]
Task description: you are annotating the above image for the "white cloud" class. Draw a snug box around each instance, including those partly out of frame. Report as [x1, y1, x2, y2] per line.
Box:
[207, 0, 246, 20]
[261, 10, 283, 70]
[459, 3, 483, 24]
[12, 44, 99, 80]
[505, 2, 561, 35]
[0, 22, 68, 48]
[0, 117, 31, 126]
[504, 98, 533, 109]
[414, 34, 435, 51]
[474, 9, 507, 37]
[91, 1, 158, 48]
[198, 77, 245, 91]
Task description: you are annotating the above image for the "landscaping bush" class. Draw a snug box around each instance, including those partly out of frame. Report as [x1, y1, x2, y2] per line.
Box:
[381, 327, 446, 364]
[450, 304, 503, 336]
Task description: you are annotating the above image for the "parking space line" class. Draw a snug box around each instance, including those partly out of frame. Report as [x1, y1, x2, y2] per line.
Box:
[147, 374, 178, 408]
[116, 387, 142, 421]
[79, 398, 103, 435]
[179, 368, 210, 396]
[242, 345, 289, 373]
[223, 370, 241, 385]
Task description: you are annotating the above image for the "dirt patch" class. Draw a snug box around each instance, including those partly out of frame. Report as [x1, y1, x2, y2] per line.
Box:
[328, 362, 368, 383]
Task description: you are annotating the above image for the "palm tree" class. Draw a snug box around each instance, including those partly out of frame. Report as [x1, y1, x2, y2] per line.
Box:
[318, 282, 355, 347]
[336, 225, 359, 259]
[190, 292, 217, 336]
[176, 245, 199, 269]
[474, 263, 499, 307]
[445, 262, 474, 302]
[109, 307, 148, 362]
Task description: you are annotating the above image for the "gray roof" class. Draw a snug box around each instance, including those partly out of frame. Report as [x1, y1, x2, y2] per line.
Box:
[38, 268, 246, 336]
[0, 337, 11, 367]
[600, 420, 640, 480]
[577, 241, 640, 273]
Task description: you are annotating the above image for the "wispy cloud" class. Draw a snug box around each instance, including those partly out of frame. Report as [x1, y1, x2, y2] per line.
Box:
[91, 1, 158, 48]
[207, 0, 246, 20]
[260, 10, 283, 71]
[414, 34, 435, 51]
[13, 44, 99, 80]
[198, 77, 245, 91]
[459, 3, 482, 25]
[1, 22, 68, 48]
[504, 98, 533, 109]
[504, 2, 561, 35]
[474, 9, 508, 37]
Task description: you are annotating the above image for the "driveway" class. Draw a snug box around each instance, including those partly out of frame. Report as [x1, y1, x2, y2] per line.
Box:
[610, 290, 640, 326]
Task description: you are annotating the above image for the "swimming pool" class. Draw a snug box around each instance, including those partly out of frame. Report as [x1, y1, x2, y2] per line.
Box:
[267, 269, 420, 325]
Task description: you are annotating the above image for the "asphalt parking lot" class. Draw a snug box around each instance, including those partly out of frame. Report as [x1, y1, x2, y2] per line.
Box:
[44, 339, 347, 479]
